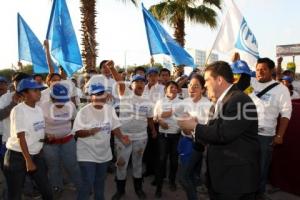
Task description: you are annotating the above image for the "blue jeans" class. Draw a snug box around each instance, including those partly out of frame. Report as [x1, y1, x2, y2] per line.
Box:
[43, 138, 81, 190]
[78, 161, 109, 200]
[258, 135, 273, 194]
[179, 148, 203, 200]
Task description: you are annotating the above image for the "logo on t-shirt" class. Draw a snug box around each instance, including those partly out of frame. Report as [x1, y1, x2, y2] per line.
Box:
[33, 121, 45, 132]
[100, 122, 111, 134]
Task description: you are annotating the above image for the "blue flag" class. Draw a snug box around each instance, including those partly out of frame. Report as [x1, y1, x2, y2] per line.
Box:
[46, 0, 82, 77]
[142, 4, 195, 67]
[18, 13, 50, 74]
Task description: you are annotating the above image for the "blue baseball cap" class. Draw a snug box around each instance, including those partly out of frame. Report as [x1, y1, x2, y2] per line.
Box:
[50, 83, 70, 103]
[231, 60, 252, 76]
[281, 75, 293, 83]
[89, 83, 106, 95]
[147, 67, 159, 75]
[16, 78, 46, 93]
[131, 74, 146, 83]
[0, 76, 8, 83]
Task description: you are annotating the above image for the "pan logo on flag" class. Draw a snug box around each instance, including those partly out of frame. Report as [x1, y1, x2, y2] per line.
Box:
[235, 18, 259, 58]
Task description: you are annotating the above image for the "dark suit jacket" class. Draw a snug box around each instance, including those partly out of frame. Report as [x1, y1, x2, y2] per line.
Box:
[195, 85, 260, 194]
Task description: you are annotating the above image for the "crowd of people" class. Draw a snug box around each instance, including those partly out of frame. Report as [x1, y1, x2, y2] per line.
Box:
[0, 51, 299, 200]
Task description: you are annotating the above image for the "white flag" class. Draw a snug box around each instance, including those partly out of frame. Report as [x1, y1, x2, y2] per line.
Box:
[212, 0, 259, 68]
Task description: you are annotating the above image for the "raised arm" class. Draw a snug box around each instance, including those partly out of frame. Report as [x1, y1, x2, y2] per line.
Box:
[44, 40, 55, 74]
[275, 57, 283, 81]
[106, 60, 126, 96]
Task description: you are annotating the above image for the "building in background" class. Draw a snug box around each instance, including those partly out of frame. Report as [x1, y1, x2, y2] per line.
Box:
[187, 48, 219, 68]
[187, 48, 206, 67]
[207, 52, 219, 65]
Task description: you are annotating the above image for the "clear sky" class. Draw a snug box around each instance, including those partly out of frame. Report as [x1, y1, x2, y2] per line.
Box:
[0, 0, 300, 71]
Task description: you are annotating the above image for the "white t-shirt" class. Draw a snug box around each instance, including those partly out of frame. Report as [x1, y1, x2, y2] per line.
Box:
[0, 92, 14, 142]
[143, 83, 165, 104]
[119, 87, 153, 141]
[178, 96, 212, 138]
[154, 96, 182, 134]
[73, 104, 121, 163]
[182, 97, 212, 125]
[6, 102, 45, 155]
[40, 101, 76, 138]
[248, 93, 267, 128]
[75, 87, 83, 105]
[251, 79, 292, 136]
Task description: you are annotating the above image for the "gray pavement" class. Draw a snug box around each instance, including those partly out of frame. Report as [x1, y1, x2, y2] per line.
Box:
[1, 169, 300, 200]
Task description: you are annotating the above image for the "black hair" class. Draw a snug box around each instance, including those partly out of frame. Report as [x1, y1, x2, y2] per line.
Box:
[88, 69, 98, 74]
[33, 74, 43, 79]
[12, 72, 30, 84]
[257, 57, 275, 70]
[99, 60, 109, 69]
[46, 73, 61, 86]
[205, 61, 234, 84]
[134, 66, 146, 75]
[190, 74, 205, 88]
[164, 81, 179, 93]
[159, 68, 171, 76]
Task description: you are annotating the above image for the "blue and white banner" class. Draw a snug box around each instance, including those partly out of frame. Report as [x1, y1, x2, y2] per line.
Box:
[212, 0, 259, 68]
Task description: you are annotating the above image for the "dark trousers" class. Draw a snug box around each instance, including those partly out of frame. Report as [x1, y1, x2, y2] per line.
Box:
[156, 133, 180, 187]
[3, 150, 53, 200]
[143, 124, 159, 175]
[210, 193, 255, 200]
[180, 149, 203, 200]
[257, 135, 273, 194]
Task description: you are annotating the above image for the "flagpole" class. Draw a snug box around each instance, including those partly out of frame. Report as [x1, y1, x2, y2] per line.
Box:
[205, 48, 213, 66]
[205, 1, 231, 66]
[150, 56, 154, 67]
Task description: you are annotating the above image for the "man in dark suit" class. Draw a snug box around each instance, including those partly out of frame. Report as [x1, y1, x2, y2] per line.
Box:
[178, 61, 260, 200]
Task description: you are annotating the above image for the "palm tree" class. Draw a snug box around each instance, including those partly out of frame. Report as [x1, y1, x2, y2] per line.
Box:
[80, 0, 97, 71]
[149, 0, 221, 47]
[80, 0, 138, 71]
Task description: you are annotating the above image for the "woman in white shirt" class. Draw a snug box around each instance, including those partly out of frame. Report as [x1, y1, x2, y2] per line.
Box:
[178, 74, 212, 200]
[105, 61, 157, 200]
[154, 81, 181, 198]
[41, 83, 81, 195]
[73, 83, 129, 200]
[4, 78, 53, 200]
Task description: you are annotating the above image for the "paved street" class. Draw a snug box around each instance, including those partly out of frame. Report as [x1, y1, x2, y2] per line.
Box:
[60, 174, 300, 200]
[1, 168, 300, 200]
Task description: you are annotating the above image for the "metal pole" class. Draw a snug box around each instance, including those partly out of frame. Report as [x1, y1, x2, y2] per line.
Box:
[124, 50, 127, 72]
[293, 55, 295, 63]
[150, 56, 154, 66]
